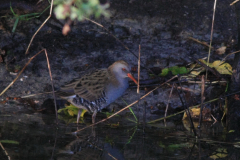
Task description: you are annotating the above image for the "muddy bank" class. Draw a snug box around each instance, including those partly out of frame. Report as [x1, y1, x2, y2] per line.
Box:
[0, 0, 237, 122]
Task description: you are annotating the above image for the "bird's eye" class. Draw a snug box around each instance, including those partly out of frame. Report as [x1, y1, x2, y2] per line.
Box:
[122, 68, 127, 72]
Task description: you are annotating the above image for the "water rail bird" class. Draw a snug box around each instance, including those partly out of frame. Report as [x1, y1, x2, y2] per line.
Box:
[57, 60, 137, 123]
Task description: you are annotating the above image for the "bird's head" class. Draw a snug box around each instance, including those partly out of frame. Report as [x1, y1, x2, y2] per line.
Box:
[109, 60, 137, 84]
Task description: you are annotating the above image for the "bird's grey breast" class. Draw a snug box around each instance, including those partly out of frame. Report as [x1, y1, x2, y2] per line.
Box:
[102, 80, 129, 109]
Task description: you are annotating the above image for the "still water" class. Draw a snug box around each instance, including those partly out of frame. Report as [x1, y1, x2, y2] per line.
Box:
[0, 112, 239, 160]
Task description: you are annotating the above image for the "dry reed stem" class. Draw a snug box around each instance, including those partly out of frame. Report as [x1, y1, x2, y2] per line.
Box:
[188, 37, 214, 49]
[0, 142, 10, 160]
[148, 97, 219, 124]
[137, 45, 141, 94]
[44, 49, 58, 123]
[0, 49, 58, 123]
[206, 0, 217, 79]
[187, 81, 227, 84]
[164, 84, 174, 119]
[166, 83, 200, 94]
[83, 17, 155, 75]
[84, 17, 137, 58]
[74, 75, 178, 133]
[222, 50, 240, 62]
[50, 129, 58, 160]
[0, 49, 44, 96]
[230, 0, 239, 6]
[21, 91, 53, 98]
[149, 91, 240, 124]
[198, 75, 205, 130]
[211, 114, 217, 123]
[137, 45, 141, 123]
[25, 0, 54, 54]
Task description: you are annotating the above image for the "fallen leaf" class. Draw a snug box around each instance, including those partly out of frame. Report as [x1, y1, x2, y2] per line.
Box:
[209, 148, 227, 159]
[216, 46, 227, 55]
[182, 107, 212, 121]
[212, 60, 232, 75]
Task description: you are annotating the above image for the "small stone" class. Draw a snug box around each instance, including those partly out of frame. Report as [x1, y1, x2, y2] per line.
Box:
[10, 72, 17, 76]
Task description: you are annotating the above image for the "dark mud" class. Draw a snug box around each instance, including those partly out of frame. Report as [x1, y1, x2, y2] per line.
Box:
[0, 0, 239, 159]
[0, 0, 236, 120]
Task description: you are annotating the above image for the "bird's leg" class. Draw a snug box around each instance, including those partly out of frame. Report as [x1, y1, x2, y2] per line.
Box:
[77, 109, 82, 124]
[92, 109, 97, 123]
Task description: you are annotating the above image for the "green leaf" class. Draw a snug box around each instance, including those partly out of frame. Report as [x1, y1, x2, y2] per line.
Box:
[169, 66, 179, 75]
[68, 109, 75, 116]
[54, 4, 67, 19]
[178, 67, 188, 74]
[80, 109, 88, 118]
[0, 140, 19, 144]
[159, 68, 169, 76]
[12, 17, 19, 33]
[70, 6, 78, 20]
[54, 0, 109, 21]
[209, 148, 227, 159]
[168, 66, 188, 75]
[58, 104, 89, 119]
[89, 0, 99, 6]
[10, 3, 16, 16]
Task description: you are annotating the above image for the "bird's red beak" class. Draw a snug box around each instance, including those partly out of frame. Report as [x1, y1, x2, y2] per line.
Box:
[127, 73, 138, 85]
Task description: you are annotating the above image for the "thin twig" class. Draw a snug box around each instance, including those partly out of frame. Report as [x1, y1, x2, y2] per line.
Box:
[187, 143, 196, 160]
[25, 0, 54, 54]
[21, 91, 54, 98]
[137, 45, 141, 94]
[198, 75, 205, 137]
[83, 17, 155, 75]
[164, 84, 174, 121]
[148, 97, 219, 124]
[176, 76, 196, 137]
[206, 0, 217, 79]
[188, 37, 214, 49]
[222, 50, 240, 62]
[196, 59, 221, 78]
[74, 75, 178, 133]
[50, 128, 58, 160]
[230, 0, 239, 6]
[149, 90, 240, 124]
[44, 49, 58, 124]
[211, 114, 217, 124]
[0, 49, 58, 123]
[187, 81, 227, 84]
[137, 45, 141, 124]
[0, 49, 44, 96]
[83, 17, 136, 58]
[166, 83, 200, 94]
[0, 142, 10, 160]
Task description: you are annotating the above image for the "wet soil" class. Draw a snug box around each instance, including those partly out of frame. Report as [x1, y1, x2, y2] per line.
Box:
[0, 0, 240, 159]
[0, 0, 236, 121]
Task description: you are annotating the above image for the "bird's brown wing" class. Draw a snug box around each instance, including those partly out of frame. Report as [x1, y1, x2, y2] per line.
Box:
[73, 69, 109, 101]
[57, 78, 81, 97]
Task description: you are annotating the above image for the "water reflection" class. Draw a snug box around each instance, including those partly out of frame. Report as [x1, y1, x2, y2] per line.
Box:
[0, 113, 239, 160]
